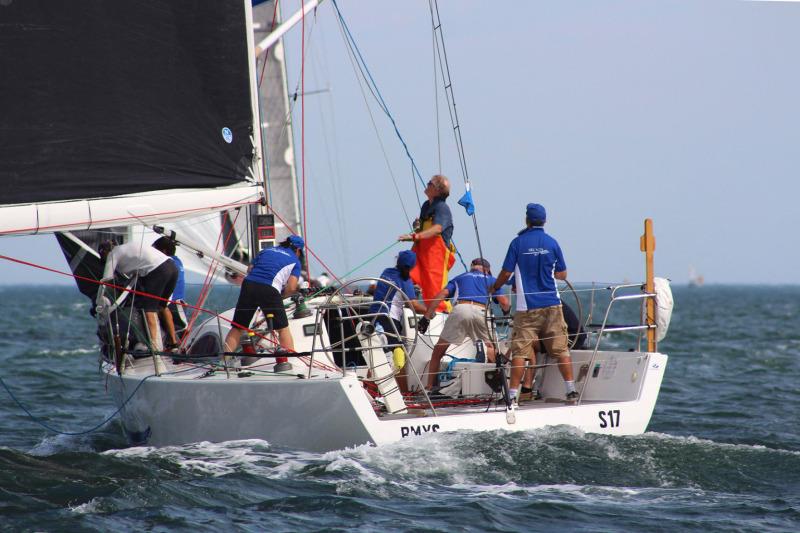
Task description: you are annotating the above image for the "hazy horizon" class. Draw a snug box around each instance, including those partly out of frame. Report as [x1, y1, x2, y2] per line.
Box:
[2, 0, 799, 286]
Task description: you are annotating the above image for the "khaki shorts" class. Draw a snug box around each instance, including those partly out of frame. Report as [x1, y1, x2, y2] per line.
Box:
[510, 304, 569, 360]
[439, 303, 491, 344]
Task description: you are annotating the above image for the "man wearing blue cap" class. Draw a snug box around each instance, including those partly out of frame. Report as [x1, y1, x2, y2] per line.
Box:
[370, 250, 428, 391]
[491, 203, 577, 402]
[222, 235, 305, 355]
[370, 250, 428, 334]
[418, 257, 511, 391]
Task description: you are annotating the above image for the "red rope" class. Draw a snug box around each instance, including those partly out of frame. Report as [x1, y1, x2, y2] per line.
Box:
[0, 252, 289, 352]
[300, 0, 309, 278]
[179, 209, 243, 346]
[268, 206, 344, 286]
[0, 251, 346, 375]
[257, 0, 281, 87]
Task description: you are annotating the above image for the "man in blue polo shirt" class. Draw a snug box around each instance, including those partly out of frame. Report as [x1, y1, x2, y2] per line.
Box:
[491, 203, 577, 402]
[222, 235, 304, 356]
[418, 258, 510, 391]
[370, 250, 427, 392]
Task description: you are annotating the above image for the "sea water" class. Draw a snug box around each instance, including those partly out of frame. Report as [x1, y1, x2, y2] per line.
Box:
[0, 285, 798, 531]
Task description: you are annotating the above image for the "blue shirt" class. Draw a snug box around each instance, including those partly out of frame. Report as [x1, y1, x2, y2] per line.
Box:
[171, 255, 185, 300]
[245, 246, 302, 291]
[419, 198, 453, 246]
[501, 227, 566, 310]
[370, 267, 416, 321]
[445, 270, 499, 305]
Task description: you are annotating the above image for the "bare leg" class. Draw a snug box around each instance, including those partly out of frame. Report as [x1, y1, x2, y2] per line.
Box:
[144, 311, 163, 351]
[522, 359, 535, 389]
[485, 340, 496, 363]
[426, 340, 449, 389]
[557, 354, 574, 381]
[509, 358, 526, 390]
[159, 307, 178, 346]
[396, 368, 409, 394]
[276, 326, 294, 352]
[223, 327, 242, 353]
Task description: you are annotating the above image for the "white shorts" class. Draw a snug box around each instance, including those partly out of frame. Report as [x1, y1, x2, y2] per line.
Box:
[438, 303, 490, 344]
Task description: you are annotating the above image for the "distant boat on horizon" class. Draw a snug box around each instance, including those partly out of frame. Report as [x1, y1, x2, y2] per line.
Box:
[688, 265, 705, 288]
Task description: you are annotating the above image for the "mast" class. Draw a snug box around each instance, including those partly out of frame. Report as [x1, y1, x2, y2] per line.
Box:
[251, 0, 305, 252]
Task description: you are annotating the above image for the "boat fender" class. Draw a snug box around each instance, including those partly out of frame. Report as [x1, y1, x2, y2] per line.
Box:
[654, 277, 673, 342]
[392, 347, 406, 370]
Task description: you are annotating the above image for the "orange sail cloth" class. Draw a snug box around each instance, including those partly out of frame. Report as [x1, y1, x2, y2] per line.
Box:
[411, 235, 456, 312]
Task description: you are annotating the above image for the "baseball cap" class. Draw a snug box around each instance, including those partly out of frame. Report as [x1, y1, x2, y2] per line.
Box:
[397, 250, 417, 269]
[471, 257, 490, 269]
[287, 235, 305, 249]
[526, 203, 546, 223]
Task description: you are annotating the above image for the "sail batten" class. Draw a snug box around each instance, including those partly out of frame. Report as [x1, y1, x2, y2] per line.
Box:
[0, 0, 257, 205]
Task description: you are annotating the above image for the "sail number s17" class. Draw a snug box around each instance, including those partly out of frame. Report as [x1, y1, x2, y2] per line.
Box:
[599, 410, 621, 428]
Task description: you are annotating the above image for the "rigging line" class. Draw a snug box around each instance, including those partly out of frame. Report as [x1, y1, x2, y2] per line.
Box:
[334, 15, 413, 227]
[257, 0, 281, 88]
[304, 240, 400, 300]
[266, 207, 343, 285]
[431, 2, 442, 174]
[0, 372, 156, 436]
[0, 253, 297, 356]
[428, 0, 483, 274]
[311, 23, 351, 270]
[331, 1, 466, 271]
[179, 210, 242, 345]
[330, 0, 427, 191]
[300, 0, 310, 277]
[311, 71, 350, 266]
[430, 0, 469, 185]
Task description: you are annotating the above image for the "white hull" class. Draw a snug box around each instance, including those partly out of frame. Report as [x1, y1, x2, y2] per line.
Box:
[106, 349, 667, 452]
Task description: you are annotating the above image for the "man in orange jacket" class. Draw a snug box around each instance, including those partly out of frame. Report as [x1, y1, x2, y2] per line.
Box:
[398, 174, 456, 313]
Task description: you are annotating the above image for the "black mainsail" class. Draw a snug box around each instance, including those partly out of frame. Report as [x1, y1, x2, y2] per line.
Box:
[0, 0, 256, 205]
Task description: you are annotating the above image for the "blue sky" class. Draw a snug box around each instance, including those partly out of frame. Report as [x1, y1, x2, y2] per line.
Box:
[2, 0, 799, 285]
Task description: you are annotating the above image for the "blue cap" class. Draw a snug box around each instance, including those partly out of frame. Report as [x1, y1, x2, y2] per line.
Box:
[526, 203, 546, 223]
[288, 235, 305, 249]
[397, 250, 417, 269]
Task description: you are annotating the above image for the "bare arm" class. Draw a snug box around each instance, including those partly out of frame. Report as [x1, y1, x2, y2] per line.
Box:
[492, 269, 513, 293]
[495, 294, 511, 314]
[424, 286, 450, 319]
[282, 275, 299, 297]
[411, 299, 428, 315]
[398, 223, 443, 242]
[554, 270, 567, 281]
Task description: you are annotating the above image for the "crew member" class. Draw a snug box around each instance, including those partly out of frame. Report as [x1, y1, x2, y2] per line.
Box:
[418, 258, 510, 391]
[152, 236, 187, 338]
[222, 235, 304, 356]
[99, 240, 179, 352]
[370, 250, 428, 391]
[491, 203, 577, 402]
[398, 174, 455, 312]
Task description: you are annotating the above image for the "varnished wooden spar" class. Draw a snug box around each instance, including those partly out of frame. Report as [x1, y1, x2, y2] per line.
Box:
[640, 218, 656, 352]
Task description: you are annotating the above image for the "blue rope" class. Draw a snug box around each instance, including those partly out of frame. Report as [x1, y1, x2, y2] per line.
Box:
[0, 363, 199, 437]
[331, 1, 469, 273]
[440, 356, 476, 383]
[331, 0, 427, 191]
[0, 373, 150, 436]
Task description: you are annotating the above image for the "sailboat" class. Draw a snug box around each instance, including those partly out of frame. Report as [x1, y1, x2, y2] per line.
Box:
[0, 1, 672, 452]
[688, 265, 705, 288]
